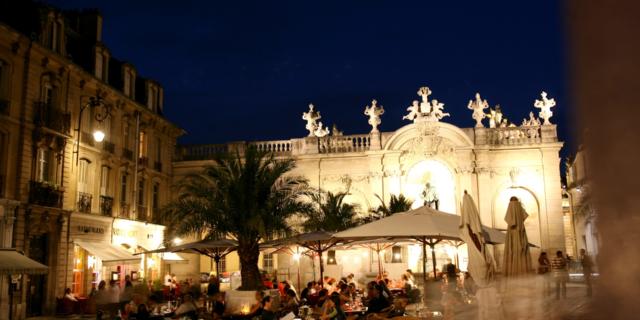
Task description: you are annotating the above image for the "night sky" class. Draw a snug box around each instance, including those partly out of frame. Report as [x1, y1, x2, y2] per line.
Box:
[48, 0, 573, 157]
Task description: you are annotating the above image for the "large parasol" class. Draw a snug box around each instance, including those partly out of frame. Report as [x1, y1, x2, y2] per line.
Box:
[459, 191, 495, 287]
[503, 197, 532, 276]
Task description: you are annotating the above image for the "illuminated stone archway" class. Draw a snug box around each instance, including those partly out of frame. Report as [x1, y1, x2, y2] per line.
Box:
[492, 187, 541, 269]
[403, 159, 456, 213]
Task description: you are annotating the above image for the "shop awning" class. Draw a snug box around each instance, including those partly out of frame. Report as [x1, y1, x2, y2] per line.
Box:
[161, 252, 188, 264]
[0, 249, 48, 275]
[74, 239, 139, 266]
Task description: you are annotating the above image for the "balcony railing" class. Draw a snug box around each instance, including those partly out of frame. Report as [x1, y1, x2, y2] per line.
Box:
[34, 102, 71, 134]
[138, 157, 149, 167]
[137, 205, 147, 222]
[0, 99, 9, 115]
[103, 141, 115, 154]
[77, 192, 92, 213]
[122, 148, 133, 161]
[28, 180, 63, 208]
[319, 134, 371, 153]
[153, 161, 162, 172]
[119, 202, 131, 219]
[100, 195, 114, 216]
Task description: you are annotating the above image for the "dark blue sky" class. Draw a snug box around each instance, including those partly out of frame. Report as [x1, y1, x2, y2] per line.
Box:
[49, 0, 572, 156]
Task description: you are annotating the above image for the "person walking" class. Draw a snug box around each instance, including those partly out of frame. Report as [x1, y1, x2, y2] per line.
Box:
[580, 249, 594, 297]
[550, 250, 568, 299]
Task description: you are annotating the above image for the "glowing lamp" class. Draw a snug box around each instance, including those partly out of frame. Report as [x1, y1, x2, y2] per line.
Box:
[92, 130, 105, 142]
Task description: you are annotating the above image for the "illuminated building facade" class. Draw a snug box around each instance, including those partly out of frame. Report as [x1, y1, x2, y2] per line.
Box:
[174, 89, 565, 283]
[0, 3, 182, 318]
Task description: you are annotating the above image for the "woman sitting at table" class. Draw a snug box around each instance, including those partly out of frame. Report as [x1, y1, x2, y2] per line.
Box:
[320, 292, 346, 320]
[174, 294, 198, 320]
[281, 289, 299, 316]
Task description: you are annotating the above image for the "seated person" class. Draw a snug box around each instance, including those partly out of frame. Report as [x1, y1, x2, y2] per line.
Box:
[316, 289, 329, 308]
[63, 288, 78, 302]
[300, 282, 313, 303]
[347, 283, 357, 300]
[281, 289, 299, 316]
[212, 292, 225, 319]
[261, 296, 276, 320]
[247, 291, 264, 318]
[365, 297, 408, 320]
[174, 294, 198, 320]
[320, 293, 343, 320]
[365, 284, 391, 315]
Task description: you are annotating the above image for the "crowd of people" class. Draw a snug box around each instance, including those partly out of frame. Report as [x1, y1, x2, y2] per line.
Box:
[58, 253, 595, 319]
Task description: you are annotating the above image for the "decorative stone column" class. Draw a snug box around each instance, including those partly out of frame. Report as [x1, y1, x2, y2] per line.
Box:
[540, 125, 557, 143]
[474, 127, 488, 145]
[369, 132, 381, 150]
[302, 137, 319, 154]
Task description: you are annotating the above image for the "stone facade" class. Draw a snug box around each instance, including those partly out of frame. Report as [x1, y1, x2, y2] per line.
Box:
[0, 4, 182, 318]
[173, 89, 565, 282]
[565, 146, 597, 259]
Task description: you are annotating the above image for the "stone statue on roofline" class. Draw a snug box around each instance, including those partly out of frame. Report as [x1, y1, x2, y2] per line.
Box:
[403, 86, 450, 123]
[534, 91, 556, 125]
[417, 87, 432, 114]
[468, 92, 489, 127]
[403, 100, 421, 121]
[314, 121, 330, 137]
[485, 105, 505, 128]
[302, 103, 321, 137]
[331, 124, 343, 136]
[364, 99, 385, 133]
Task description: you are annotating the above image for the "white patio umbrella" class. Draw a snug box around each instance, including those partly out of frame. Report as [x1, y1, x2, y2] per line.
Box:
[503, 197, 532, 276]
[459, 191, 495, 287]
[334, 205, 506, 284]
[138, 238, 237, 279]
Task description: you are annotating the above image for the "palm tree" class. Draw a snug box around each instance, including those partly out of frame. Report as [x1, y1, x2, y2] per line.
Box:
[370, 194, 413, 219]
[159, 147, 312, 290]
[302, 191, 360, 232]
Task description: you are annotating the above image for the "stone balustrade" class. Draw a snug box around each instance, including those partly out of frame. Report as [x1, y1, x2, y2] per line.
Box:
[249, 139, 292, 154]
[485, 125, 542, 145]
[175, 125, 557, 161]
[319, 134, 371, 153]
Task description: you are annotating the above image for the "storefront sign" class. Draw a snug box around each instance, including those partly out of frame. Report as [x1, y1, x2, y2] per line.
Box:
[113, 228, 138, 237]
[76, 226, 105, 234]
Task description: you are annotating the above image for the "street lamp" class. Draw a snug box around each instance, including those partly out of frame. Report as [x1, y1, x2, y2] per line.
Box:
[74, 95, 111, 165]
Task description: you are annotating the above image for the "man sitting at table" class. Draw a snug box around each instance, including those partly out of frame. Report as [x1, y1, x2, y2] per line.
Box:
[365, 283, 391, 315]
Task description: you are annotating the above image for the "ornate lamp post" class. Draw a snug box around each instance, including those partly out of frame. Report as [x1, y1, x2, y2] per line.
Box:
[73, 96, 111, 165]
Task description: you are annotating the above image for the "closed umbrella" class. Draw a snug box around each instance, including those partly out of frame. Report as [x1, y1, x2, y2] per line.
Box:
[460, 192, 505, 320]
[459, 191, 495, 287]
[503, 197, 532, 276]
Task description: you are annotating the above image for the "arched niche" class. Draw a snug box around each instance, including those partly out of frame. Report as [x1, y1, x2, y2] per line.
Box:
[492, 187, 541, 269]
[403, 159, 456, 214]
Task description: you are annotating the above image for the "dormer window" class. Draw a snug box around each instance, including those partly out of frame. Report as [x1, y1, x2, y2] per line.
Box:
[123, 65, 136, 98]
[146, 81, 163, 114]
[94, 45, 110, 81]
[147, 85, 156, 111]
[45, 13, 64, 54]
